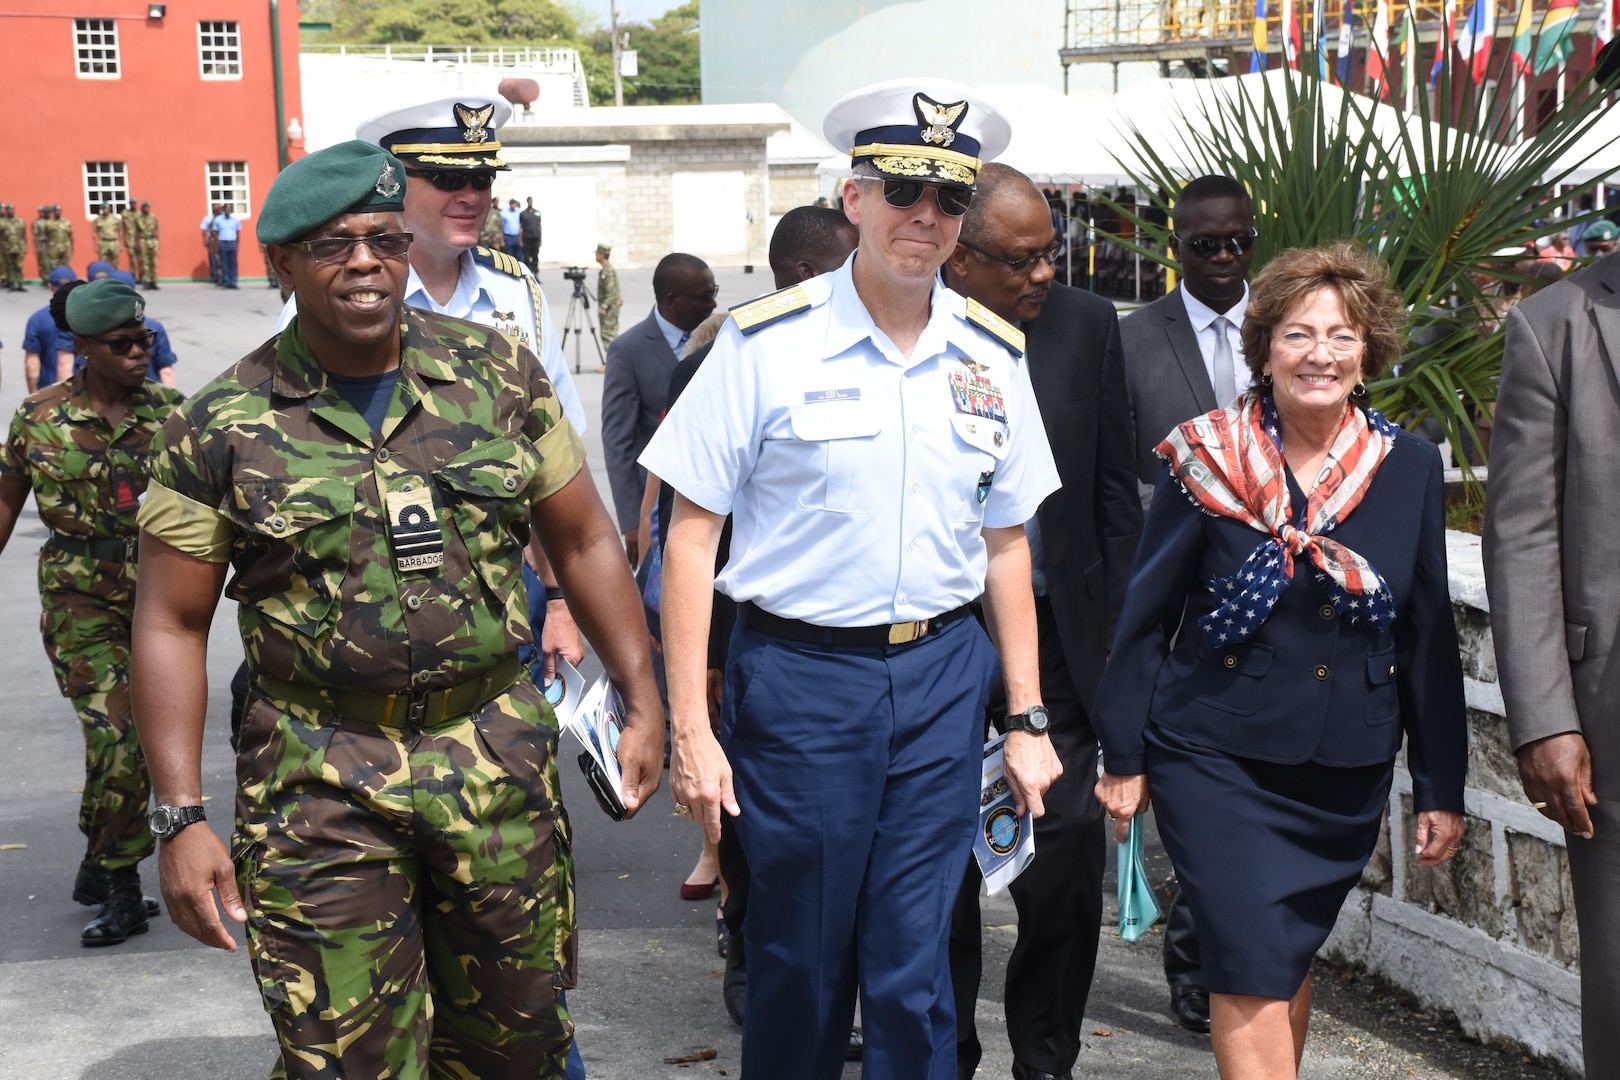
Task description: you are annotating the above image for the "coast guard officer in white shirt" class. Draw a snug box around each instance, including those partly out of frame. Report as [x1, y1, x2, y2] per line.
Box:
[643, 78, 1062, 1080]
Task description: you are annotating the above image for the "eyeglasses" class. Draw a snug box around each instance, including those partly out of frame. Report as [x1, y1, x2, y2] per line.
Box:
[857, 176, 974, 218]
[405, 168, 496, 192]
[1276, 331, 1363, 357]
[89, 328, 158, 355]
[959, 238, 1065, 274]
[670, 285, 720, 302]
[287, 232, 414, 265]
[1172, 228, 1258, 259]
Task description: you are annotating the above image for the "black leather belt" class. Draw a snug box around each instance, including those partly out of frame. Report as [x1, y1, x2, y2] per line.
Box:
[739, 601, 971, 647]
[254, 655, 523, 729]
[48, 533, 137, 562]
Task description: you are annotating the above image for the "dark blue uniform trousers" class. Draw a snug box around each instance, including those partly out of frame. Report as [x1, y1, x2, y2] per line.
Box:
[724, 614, 999, 1080]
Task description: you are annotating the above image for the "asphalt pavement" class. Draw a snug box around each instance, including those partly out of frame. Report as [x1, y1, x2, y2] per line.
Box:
[0, 273, 1571, 1079]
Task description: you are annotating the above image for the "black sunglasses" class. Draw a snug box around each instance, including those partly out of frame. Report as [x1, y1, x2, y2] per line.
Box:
[960, 238, 1066, 274]
[862, 177, 974, 218]
[405, 168, 496, 192]
[89, 328, 158, 355]
[288, 232, 414, 265]
[1172, 228, 1258, 259]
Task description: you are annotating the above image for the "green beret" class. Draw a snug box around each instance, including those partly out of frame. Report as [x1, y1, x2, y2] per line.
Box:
[257, 139, 407, 245]
[66, 278, 145, 336]
[1586, 219, 1619, 241]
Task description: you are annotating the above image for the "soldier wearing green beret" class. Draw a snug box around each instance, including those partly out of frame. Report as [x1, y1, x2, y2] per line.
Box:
[92, 205, 122, 267]
[131, 139, 664, 1079]
[0, 278, 184, 946]
[47, 204, 74, 272]
[596, 242, 622, 347]
[32, 206, 51, 284]
[0, 204, 26, 291]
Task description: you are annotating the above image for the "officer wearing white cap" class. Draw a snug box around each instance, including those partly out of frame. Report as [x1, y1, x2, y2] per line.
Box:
[642, 78, 1062, 1080]
[276, 95, 592, 682]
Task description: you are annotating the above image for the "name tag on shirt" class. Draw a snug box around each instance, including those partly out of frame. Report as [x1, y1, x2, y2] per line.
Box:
[803, 387, 861, 404]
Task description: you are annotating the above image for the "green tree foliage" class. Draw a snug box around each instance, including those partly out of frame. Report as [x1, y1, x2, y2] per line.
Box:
[318, 0, 580, 45]
[1098, 60, 1615, 478]
[580, 0, 701, 105]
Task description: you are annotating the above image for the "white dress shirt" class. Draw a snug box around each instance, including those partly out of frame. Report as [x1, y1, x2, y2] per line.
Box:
[1180, 284, 1250, 409]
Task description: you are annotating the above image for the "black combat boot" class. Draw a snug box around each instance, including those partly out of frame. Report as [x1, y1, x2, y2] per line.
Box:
[73, 858, 160, 916]
[81, 868, 153, 946]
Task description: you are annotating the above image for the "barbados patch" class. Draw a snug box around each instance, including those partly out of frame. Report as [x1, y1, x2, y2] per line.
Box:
[731, 284, 811, 335]
[385, 486, 444, 572]
[964, 297, 1025, 357]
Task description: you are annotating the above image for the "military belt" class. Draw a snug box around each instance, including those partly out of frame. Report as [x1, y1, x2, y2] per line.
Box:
[255, 655, 523, 729]
[47, 532, 138, 562]
[739, 601, 972, 648]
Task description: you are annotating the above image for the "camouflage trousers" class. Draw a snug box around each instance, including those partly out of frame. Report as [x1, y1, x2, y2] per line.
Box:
[40, 591, 154, 870]
[598, 309, 618, 347]
[236, 676, 577, 1080]
[0, 245, 20, 284]
[96, 242, 120, 265]
[138, 239, 158, 283]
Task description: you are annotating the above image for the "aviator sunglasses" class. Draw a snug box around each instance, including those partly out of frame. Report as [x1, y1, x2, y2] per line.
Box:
[1172, 228, 1258, 259]
[405, 168, 497, 192]
[862, 177, 975, 218]
[288, 232, 415, 264]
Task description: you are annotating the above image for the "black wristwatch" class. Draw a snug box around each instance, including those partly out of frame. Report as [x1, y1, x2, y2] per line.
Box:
[149, 803, 207, 840]
[1004, 705, 1051, 736]
[544, 586, 566, 603]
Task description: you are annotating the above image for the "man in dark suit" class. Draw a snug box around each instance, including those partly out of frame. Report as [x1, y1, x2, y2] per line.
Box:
[602, 252, 716, 564]
[1118, 173, 1256, 1034]
[943, 163, 1142, 1080]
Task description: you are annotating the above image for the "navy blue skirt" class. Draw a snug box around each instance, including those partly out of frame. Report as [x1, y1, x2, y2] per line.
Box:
[1144, 724, 1393, 999]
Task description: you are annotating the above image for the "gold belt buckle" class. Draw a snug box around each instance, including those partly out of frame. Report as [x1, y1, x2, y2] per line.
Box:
[888, 619, 929, 645]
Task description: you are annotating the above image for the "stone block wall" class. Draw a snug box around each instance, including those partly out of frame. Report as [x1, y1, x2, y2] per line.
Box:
[624, 137, 769, 267]
[1320, 531, 1583, 1072]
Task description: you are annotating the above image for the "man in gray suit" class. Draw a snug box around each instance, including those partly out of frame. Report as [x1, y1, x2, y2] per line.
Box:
[602, 252, 717, 565]
[1485, 253, 1620, 1079]
[1118, 174, 1256, 1034]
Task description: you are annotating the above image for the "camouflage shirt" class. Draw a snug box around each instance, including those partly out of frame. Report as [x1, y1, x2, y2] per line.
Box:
[1, 375, 184, 600]
[93, 214, 121, 244]
[139, 309, 585, 695]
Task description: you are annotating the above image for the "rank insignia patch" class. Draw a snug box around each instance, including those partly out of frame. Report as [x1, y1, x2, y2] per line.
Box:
[977, 470, 994, 503]
[386, 485, 444, 572]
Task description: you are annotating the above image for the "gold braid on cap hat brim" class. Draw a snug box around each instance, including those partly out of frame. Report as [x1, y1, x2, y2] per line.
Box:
[387, 142, 506, 169]
[850, 142, 981, 187]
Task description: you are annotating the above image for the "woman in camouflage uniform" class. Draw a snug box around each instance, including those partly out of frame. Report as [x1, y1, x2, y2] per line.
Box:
[0, 278, 183, 945]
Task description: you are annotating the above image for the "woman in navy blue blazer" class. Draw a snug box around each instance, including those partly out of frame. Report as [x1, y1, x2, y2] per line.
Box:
[1093, 243, 1467, 1079]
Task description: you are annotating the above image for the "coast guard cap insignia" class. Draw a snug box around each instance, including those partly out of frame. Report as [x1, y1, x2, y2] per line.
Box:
[455, 102, 496, 143]
[916, 94, 967, 148]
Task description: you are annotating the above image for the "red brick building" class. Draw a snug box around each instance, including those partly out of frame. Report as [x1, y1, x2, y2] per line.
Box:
[0, 1, 304, 281]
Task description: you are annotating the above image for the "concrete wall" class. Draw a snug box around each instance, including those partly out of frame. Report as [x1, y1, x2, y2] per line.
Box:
[1320, 531, 1583, 1073]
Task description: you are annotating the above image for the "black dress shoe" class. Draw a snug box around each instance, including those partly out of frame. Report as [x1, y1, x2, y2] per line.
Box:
[1170, 984, 1212, 1033]
[846, 1027, 863, 1062]
[1012, 1062, 1073, 1080]
[721, 941, 745, 1027]
[82, 869, 150, 946]
[74, 859, 160, 917]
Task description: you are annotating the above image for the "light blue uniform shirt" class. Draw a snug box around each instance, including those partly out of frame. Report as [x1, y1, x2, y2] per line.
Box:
[213, 214, 241, 242]
[641, 254, 1060, 626]
[276, 248, 586, 433]
[652, 305, 689, 356]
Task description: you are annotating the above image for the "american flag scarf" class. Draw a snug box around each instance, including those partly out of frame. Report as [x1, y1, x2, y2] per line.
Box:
[1156, 390, 1400, 649]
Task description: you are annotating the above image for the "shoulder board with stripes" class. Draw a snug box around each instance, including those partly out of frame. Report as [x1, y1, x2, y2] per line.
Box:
[730, 284, 812, 335]
[965, 297, 1026, 357]
[472, 245, 528, 279]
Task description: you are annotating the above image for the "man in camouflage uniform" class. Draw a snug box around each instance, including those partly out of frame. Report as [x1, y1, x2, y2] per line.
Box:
[48, 205, 73, 273]
[132, 202, 160, 289]
[0, 203, 26, 291]
[595, 242, 621, 346]
[118, 203, 139, 283]
[93, 205, 122, 267]
[481, 202, 505, 250]
[131, 141, 664, 1079]
[0, 278, 183, 945]
[33, 205, 52, 282]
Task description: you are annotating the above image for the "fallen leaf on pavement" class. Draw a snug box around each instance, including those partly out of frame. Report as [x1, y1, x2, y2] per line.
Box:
[663, 1049, 717, 1064]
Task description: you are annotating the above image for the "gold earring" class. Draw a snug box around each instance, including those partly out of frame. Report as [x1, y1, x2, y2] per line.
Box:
[1260, 371, 1274, 388]
[1353, 381, 1367, 397]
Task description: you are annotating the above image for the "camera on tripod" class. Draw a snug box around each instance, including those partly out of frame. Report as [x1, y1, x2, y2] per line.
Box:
[563, 266, 588, 284]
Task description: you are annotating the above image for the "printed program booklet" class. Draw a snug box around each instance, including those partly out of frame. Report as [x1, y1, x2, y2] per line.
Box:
[564, 672, 629, 820]
[972, 732, 1036, 893]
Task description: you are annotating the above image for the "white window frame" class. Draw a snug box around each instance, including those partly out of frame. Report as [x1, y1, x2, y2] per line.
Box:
[73, 18, 120, 79]
[197, 20, 242, 79]
[206, 161, 252, 218]
[83, 162, 130, 220]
